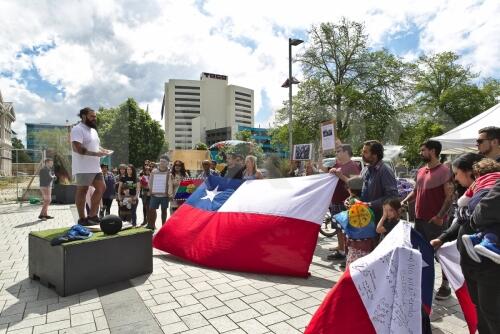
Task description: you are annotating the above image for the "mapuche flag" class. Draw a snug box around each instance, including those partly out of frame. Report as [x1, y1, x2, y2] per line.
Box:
[153, 174, 338, 277]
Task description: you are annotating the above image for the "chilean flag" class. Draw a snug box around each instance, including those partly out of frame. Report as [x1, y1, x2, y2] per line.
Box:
[153, 174, 338, 277]
[305, 223, 434, 334]
[436, 241, 478, 334]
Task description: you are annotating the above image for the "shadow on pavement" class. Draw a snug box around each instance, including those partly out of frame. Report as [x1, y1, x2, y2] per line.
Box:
[14, 220, 43, 228]
[153, 253, 337, 289]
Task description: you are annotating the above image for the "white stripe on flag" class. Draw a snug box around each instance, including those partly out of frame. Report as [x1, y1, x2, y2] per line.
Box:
[350, 223, 422, 334]
[436, 241, 465, 291]
[219, 174, 339, 224]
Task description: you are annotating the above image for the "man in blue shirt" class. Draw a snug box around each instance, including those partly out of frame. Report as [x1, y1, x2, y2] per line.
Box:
[360, 140, 399, 222]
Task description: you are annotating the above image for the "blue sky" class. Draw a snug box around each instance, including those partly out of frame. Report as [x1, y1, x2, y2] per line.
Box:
[1, 0, 499, 144]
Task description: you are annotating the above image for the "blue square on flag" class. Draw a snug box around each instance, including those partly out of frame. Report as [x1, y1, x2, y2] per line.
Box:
[186, 176, 244, 211]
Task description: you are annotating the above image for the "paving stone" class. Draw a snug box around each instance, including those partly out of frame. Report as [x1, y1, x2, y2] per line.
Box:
[161, 321, 189, 334]
[155, 310, 181, 326]
[201, 306, 233, 320]
[257, 311, 290, 326]
[238, 319, 268, 334]
[199, 296, 224, 309]
[70, 311, 93, 327]
[223, 299, 250, 312]
[241, 293, 268, 304]
[276, 303, 306, 317]
[150, 302, 181, 314]
[208, 315, 239, 332]
[33, 320, 71, 334]
[227, 309, 260, 323]
[180, 313, 209, 329]
[7, 314, 45, 331]
[59, 322, 96, 334]
[250, 301, 278, 315]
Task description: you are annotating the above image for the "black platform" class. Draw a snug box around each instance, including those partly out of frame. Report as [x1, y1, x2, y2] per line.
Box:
[29, 227, 153, 296]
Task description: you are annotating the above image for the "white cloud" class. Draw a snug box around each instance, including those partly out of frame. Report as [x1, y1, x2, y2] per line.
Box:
[0, 0, 498, 146]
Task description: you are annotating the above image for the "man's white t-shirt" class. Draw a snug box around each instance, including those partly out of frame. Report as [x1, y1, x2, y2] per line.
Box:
[71, 122, 101, 175]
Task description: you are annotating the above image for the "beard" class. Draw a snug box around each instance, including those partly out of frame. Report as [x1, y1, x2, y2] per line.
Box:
[85, 119, 97, 129]
[421, 155, 431, 163]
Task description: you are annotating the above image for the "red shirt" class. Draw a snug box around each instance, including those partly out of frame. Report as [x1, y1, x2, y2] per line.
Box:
[331, 160, 361, 203]
[415, 164, 451, 220]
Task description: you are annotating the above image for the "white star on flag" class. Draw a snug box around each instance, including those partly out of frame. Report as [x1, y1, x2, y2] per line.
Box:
[201, 186, 222, 202]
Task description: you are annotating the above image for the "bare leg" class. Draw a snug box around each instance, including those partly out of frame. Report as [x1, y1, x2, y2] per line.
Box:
[75, 186, 89, 219]
[40, 187, 51, 216]
[148, 208, 157, 229]
[89, 178, 105, 217]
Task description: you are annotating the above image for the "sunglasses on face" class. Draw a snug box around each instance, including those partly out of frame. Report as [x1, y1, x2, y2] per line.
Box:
[476, 139, 489, 144]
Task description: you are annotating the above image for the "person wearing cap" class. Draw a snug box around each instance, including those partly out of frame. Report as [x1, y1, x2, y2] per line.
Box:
[198, 159, 219, 179]
[99, 164, 115, 217]
[220, 153, 245, 179]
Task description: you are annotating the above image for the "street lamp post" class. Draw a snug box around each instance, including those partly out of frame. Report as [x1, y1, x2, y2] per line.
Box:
[287, 38, 303, 158]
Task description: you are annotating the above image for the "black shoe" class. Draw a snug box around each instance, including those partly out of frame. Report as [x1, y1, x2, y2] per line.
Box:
[435, 286, 451, 300]
[44, 215, 54, 219]
[78, 218, 93, 227]
[86, 216, 101, 225]
[339, 261, 346, 269]
[38, 215, 47, 221]
[327, 251, 346, 261]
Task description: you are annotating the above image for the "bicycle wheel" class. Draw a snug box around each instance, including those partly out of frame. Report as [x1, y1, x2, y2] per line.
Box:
[319, 211, 338, 237]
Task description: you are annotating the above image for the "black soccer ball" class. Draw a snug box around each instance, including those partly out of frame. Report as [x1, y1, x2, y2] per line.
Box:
[100, 215, 122, 235]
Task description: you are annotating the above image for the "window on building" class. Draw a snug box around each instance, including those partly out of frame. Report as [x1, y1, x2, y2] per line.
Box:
[236, 114, 252, 119]
[235, 91, 251, 97]
[175, 86, 200, 90]
[235, 108, 252, 114]
[175, 98, 200, 102]
[175, 92, 200, 96]
[235, 103, 251, 108]
[235, 97, 252, 103]
[175, 104, 200, 108]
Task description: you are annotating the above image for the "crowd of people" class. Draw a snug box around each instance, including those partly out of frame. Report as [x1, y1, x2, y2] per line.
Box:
[42, 106, 500, 333]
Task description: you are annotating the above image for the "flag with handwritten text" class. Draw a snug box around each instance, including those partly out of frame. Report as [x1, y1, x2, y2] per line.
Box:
[305, 223, 434, 334]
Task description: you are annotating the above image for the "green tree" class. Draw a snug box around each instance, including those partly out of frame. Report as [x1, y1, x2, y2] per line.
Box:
[33, 128, 72, 182]
[399, 119, 445, 168]
[97, 98, 165, 167]
[297, 18, 413, 141]
[11, 137, 32, 163]
[235, 130, 252, 142]
[194, 142, 208, 150]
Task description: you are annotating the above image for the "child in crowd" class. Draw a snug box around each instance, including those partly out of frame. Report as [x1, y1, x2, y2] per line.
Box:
[376, 198, 404, 239]
[118, 183, 135, 222]
[336, 176, 377, 268]
[460, 158, 500, 263]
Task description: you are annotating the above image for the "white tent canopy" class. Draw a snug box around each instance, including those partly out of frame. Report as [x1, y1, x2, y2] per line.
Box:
[432, 103, 500, 154]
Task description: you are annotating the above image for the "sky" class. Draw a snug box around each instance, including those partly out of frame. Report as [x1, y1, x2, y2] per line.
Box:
[1, 0, 499, 145]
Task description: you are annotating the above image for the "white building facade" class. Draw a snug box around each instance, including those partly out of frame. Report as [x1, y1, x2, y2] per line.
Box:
[0, 90, 15, 176]
[163, 72, 254, 149]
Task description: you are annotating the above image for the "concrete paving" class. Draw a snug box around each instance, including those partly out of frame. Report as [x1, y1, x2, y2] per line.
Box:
[0, 201, 469, 333]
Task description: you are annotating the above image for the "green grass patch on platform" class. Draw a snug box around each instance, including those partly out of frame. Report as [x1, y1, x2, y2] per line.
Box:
[30, 227, 151, 246]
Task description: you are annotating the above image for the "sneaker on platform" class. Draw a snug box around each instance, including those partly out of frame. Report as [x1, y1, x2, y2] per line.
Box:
[462, 233, 483, 263]
[78, 218, 93, 227]
[86, 216, 101, 226]
[435, 285, 451, 300]
[474, 233, 500, 264]
[327, 251, 346, 261]
[44, 215, 54, 219]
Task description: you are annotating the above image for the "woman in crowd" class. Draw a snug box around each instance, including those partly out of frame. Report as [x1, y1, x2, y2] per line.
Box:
[430, 153, 500, 333]
[117, 164, 141, 226]
[242, 155, 263, 180]
[168, 160, 187, 215]
[140, 165, 151, 226]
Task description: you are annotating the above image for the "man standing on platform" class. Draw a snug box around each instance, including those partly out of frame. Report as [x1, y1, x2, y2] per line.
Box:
[71, 107, 112, 226]
[402, 140, 454, 299]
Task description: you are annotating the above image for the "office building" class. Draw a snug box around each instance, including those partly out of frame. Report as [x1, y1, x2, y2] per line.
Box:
[0, 90, 16, 176]
[162, 72, 254, 149]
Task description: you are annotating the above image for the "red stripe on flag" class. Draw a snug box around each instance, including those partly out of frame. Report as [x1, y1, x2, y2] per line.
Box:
[455, 284, 478, 334]
[305, 267, 376, 334]
[153, 204, 320, 277]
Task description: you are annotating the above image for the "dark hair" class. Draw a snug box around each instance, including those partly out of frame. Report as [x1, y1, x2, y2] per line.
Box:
[126, 164, 137, 181]
[171, 160, 187, 177]
[420, 140, 442, 157]
[451, 153, 484, 175]
[337, 144, 353, 157]
[100, 164, 108, 168]
[44, 158, 53, 163]
[363, 140, 384, 161]
[78, 107, 95, 119]
[479, 126, 500, 142]
[383, 198, 402, 211]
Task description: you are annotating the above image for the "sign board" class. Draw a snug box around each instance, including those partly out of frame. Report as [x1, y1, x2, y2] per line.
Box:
[200, 72, 228, 81]
[293, 144, 313, 161]
[169, 150, 210, 171]
[320, 121, 336, 153]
